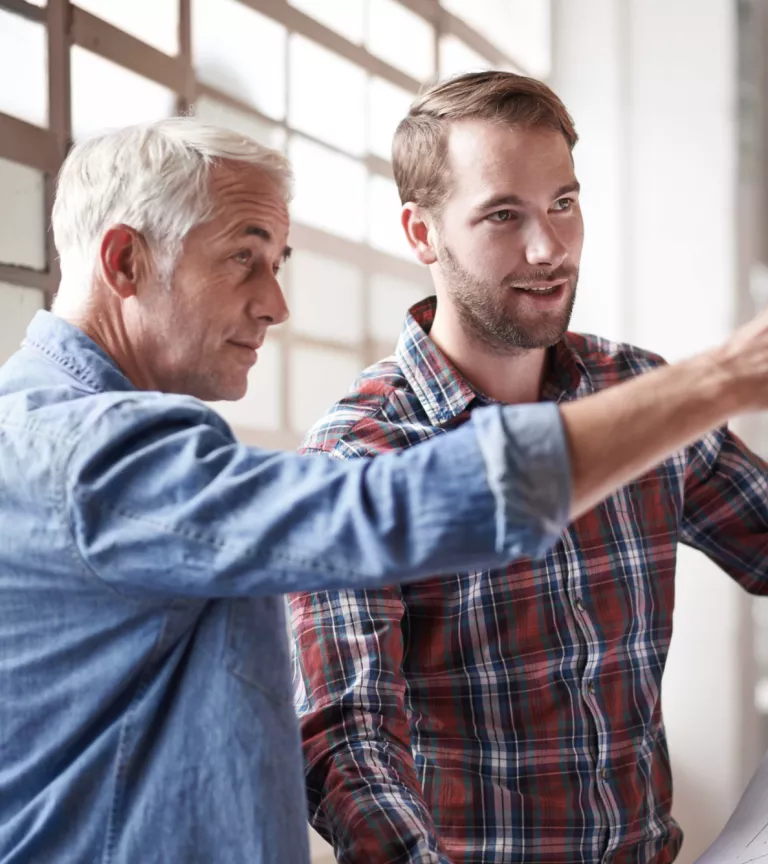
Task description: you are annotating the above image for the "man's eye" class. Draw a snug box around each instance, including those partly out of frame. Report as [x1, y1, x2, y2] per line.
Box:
[554, 198, 573, 211]
[233, 250, 252, 265]
[488, 210, 516, 223]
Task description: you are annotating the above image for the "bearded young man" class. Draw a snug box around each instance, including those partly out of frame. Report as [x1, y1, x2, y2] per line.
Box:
[290, 72, 768, 864]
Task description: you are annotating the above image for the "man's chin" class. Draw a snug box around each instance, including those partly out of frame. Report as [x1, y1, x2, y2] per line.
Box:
[189, 376, 249, 404]
[217, 382, 249, 402]
[508, 294, 575, 340]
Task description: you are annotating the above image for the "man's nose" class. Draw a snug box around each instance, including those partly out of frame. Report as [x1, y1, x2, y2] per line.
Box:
[524, 218, 568, 269]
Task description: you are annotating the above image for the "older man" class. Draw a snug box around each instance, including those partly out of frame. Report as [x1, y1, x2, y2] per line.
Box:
[0, 118, 767, 864]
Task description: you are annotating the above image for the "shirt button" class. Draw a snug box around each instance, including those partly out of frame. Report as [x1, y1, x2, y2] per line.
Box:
[588, 681, 596, 694]
[601, 767, 610, 780]
[575, 597, 585, 612]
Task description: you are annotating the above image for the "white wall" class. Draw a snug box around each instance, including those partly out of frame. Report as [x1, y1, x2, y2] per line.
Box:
[552, 1, 751, 861]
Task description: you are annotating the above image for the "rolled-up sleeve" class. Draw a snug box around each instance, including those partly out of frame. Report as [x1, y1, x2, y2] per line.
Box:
[474, 402, 572, 559]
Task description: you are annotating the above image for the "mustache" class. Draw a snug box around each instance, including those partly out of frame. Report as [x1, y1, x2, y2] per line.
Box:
[504, 266, 578, 288]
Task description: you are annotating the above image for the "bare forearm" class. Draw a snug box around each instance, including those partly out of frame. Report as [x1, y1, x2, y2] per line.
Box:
[561, 351, 736, 520]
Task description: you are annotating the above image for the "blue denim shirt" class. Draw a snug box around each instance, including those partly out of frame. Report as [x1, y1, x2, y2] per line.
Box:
[0, 311, 570, 864]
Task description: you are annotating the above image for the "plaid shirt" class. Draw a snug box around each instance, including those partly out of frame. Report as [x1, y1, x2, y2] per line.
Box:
[290, 297, 768, 864]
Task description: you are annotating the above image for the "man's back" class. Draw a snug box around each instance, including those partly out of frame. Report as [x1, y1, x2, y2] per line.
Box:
[291, 298, 768, 864]
[0, 312, 307, 864]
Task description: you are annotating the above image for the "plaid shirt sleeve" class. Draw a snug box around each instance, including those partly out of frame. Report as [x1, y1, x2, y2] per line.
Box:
[292, 578, 449, 863]
[291, 431, 452, 864]
[681, 426, 768, 590]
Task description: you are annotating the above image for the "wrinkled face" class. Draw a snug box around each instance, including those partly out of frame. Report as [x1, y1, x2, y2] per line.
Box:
[132, 162, 290, 401]
[433, 119, 584, 353]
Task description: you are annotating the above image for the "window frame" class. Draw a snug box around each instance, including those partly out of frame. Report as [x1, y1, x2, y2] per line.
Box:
[0, 0, 544, 448]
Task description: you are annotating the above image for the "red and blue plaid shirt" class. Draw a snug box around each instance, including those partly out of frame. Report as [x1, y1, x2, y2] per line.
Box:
[290, 296, 768, 864]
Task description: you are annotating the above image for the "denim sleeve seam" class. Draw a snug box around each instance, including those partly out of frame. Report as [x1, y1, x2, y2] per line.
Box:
[68, 496, 366, 581]
[61, 435, 175, 603]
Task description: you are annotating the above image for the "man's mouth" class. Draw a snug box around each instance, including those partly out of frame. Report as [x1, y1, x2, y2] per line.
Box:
[228, 339, 264, 352]
[227, 339, 264, 362]
[512, 280, 568, 296]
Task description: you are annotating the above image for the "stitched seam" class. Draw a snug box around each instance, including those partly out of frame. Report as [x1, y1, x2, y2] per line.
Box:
[25, 339, 105, 391]
[100, 616, 170, 864]
[72, 500, 367, 581]
[62, 435, 165, 603]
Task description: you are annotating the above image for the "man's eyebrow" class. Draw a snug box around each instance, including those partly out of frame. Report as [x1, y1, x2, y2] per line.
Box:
[243, 225, 292, 261]
[475, 181, 581, 214]
[475, 193, 525, 212]
[554, 181, 581, 198]
[244, 225, 271, 241]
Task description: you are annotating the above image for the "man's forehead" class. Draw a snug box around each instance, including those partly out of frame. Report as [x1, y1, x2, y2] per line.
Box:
[209, 162, 285, 204]
[208, 164, 290, 235]
[445, 120, 576, 197]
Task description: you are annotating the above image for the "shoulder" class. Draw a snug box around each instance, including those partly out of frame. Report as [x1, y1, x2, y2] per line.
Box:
[565, 332, 667, 387]
[301, 356, 436, 458]
[74, 391, 235, 453]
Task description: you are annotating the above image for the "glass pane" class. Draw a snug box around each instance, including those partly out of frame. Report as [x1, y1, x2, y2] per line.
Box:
[440, 0, 551, 77]
[369, 77, 414, 160]
[289, 0, 364, 44]
[207, 339, 282, 431]
[0, 159, 46, 270]
[289, 35, 367, 156]
[75, 0, 179, 56]
[0, 10, 47, 127]
[289, 136, 367, 242]
[289, 250, 364, 346]
[71, 48, 177, 141]
[368, 176, 411, 260]
[439, 35, 494, 78]
[192, 0, 286, 121]
[367, 0, 435, 83]
[368, 274, 429, 343]
[194, 96, 285, 150]
[0, 283, 45, 366]
[289, 345, 361, 434]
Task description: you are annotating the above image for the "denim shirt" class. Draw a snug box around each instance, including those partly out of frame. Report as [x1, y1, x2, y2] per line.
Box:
[0, 311, 570, 864]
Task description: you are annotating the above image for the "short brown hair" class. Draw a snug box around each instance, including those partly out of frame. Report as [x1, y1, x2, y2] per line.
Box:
[392, 71, 578, 211]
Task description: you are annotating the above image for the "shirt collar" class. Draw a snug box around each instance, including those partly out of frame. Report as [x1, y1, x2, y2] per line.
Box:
[395, 296, 589, 425]
[23, 310, 136, 394]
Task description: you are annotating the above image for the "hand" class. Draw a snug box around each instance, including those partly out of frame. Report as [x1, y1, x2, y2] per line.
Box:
[711, 304, 768, 414]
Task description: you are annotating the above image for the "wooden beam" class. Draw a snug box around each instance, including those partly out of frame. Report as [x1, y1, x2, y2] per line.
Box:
[0, 113, 59, 173]
[0, 0, 45, 24]
[71, 7, 188, 94]
[240, 0, 422, 93]
[0, 264, 51, 291]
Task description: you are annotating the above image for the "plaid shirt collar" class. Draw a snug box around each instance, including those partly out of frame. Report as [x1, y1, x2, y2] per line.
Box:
[395, 295, 589, 426]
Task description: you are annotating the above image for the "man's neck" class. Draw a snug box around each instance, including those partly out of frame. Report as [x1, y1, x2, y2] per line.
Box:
[428, 303, 549, 405]
[64, 306, 154, 392]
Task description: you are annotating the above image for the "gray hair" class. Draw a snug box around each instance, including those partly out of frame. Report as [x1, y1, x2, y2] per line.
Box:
[51, 117, 293, 316]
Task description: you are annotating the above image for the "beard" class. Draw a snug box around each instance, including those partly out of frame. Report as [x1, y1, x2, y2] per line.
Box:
[437, 242, 578, 355]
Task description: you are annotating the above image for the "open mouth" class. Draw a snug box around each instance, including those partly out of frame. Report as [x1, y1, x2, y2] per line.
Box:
[513, 280, 567, 299]
[516, 286, 560, 295]
[513, 280, 567, 295]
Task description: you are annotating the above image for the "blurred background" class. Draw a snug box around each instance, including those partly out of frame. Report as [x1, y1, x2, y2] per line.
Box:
[0, 1, 767, 861]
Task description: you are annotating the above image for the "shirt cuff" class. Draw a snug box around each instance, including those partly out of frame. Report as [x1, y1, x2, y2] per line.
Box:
[471, 403, 572, 560]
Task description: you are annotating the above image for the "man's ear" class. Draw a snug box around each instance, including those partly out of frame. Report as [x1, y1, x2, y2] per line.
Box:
[402, 203, 438, 266]
[98, 225, 152, 300]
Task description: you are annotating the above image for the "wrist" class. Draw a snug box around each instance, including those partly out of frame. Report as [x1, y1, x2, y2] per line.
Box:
[689, 347, 747, 422]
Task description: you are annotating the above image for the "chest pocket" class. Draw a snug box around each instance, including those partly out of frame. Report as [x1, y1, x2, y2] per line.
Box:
[226, 596, 294, 705]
